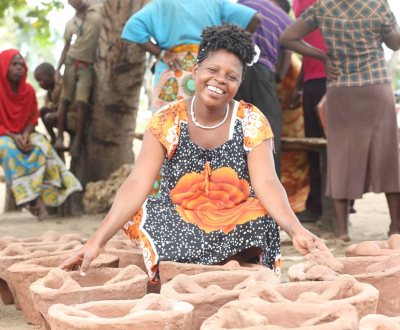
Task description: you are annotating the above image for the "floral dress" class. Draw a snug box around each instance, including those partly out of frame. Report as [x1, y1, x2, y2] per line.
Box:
[123, 99, 281, 282]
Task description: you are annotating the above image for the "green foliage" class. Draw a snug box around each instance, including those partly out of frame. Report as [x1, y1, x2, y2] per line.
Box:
[0, 0, 64, 45]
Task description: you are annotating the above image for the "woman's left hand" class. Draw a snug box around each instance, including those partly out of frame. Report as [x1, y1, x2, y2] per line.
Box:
[17, 133, 32, 153]
[291, 227, 331, 256]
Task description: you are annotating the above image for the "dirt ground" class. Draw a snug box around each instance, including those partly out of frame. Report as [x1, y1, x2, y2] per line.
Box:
[0, 190, 392, 329]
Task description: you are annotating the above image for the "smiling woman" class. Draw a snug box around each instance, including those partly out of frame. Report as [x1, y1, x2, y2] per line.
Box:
[59, 23, 330, 283]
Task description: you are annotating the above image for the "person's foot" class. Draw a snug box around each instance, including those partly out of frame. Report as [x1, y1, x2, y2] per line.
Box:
[296, 209, 319, 223]
[54, 137, 68, 151]
[69, 136, 81, 159]
[326, 233, 350, 242]
[26, 198, 47, 221]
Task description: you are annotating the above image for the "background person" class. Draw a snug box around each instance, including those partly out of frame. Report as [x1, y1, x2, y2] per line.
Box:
[280, 0, 400, 240]
[0, 49, 82, 221]
[235, 0, 293, 178]
[60, 23, 329, 282]
[34, 62, 77, 145]
[54, 0, 102, 158]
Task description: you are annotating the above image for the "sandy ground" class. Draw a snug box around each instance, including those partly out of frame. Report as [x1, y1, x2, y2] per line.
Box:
[0, 189, 392, 329]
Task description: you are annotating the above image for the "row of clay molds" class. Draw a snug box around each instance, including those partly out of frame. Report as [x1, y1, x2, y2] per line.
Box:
[0, 240, 83, 307]
[31, 265, 148, 329]
[7, 252, 118, 324]
[47, 294, 194, 330]
[159, 260, 267, 285]
[0, 230, 86, 250]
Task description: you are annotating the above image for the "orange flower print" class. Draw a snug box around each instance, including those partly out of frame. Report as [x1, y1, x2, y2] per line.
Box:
[174, 70, 183, 78]
[170, 166, 267, 234]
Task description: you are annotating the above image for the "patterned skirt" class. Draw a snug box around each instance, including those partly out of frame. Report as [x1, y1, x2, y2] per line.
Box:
[151, 44, 199, 114]
[0, 132, 82, 206]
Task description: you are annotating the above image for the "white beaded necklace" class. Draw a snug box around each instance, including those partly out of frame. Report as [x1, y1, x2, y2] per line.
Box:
[190, 96, 229, 130]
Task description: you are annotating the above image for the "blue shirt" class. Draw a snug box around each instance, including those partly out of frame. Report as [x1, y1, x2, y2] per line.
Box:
[121, 0, 257, 49]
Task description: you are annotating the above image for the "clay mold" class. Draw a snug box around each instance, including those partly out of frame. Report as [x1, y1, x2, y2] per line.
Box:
[31, 265, 148, 329]
[47, 294, 194, 330]
[346, 235, 400, 257]
[359, 314, 400, 330]
[240, 274, 378, 320]
[0, 241, 83, 308]
[288, 254, 400, 316]
[7, 252, 118, 324]
[159, 260, 268, 285]
[161, 269, 279, 330]
[201, 299, 359, 330]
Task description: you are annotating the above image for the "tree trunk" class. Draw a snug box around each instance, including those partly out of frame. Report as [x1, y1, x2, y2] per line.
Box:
[70, 0, 150, 213]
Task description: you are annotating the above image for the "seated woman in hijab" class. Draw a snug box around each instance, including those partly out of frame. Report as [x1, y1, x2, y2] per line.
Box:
[0, 49, 82, 220]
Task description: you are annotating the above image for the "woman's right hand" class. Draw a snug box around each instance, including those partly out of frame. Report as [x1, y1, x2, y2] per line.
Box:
[324, 56, 341, 82]
[59, 240, 102, 276]
[162, 47, 182, 71]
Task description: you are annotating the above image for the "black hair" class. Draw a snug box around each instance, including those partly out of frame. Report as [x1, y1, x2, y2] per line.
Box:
[34, 62, 55, 76]
[197, 22, 256, 78]
[273, 0, 291, 14]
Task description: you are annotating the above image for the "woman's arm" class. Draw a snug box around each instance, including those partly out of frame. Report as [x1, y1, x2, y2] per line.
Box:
[275, 50, 292, 84]
[248, 140, 330, 255]
[287, 65, 304, 110]
[279, 18, 340, 81]
[383, 23, 400, 51]
[246, 13, 261, 33]
[137, 41, 181, 71]
[60, 131, 166, 274]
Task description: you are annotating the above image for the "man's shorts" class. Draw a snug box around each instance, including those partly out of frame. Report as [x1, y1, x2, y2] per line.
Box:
[61, 56, 93, 104]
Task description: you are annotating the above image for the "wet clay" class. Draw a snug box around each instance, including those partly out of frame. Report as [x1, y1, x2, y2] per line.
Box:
[161, 269, 279, 330]
[7, 252, 118, 324]
[31, 265, 148, 329]
[159, 260, 267, 285]
[288, 254, 400, 316]
[239, 274, 378, 320]
[0, 241, 83, 308]
[47, 294, 194, 330]
[200, 299, 359, 330]
[0, 231, 86, 250]
[359, 314, 400, 330]
[346, 235, 400, 257]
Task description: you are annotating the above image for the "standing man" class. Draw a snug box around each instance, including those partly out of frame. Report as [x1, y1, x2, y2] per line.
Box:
[54, 0, 102, 159]
[235, 0, 293, 178]
[287, 0, 328, 221]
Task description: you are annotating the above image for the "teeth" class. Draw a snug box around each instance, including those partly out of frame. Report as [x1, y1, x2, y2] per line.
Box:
[208, 86, 223, 94]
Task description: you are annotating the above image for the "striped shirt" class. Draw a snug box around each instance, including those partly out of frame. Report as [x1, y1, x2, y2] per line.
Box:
[301, 0, 397, 88]
[238, 0, 293, 72]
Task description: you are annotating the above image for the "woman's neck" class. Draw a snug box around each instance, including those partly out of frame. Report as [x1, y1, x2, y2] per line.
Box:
[193, 97, 230, 124]
[9, 81, 19, 95]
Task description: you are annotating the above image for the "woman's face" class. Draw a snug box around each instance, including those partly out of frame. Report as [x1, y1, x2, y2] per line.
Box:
[7, 54, 25, 84]
[192, 49, 243, 109]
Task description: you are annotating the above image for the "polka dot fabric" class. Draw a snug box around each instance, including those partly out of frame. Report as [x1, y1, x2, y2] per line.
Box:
[123, 99, 281, 282]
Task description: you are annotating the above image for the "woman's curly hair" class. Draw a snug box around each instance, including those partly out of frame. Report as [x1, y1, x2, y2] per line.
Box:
[197, 22, 256, 78]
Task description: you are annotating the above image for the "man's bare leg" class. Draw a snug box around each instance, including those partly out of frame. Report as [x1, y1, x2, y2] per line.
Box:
[69, 100, 88, 159]
[54, 99, 70, 150]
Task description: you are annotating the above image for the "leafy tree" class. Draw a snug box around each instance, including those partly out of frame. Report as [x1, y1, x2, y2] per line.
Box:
[0, 0, 63, 44]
